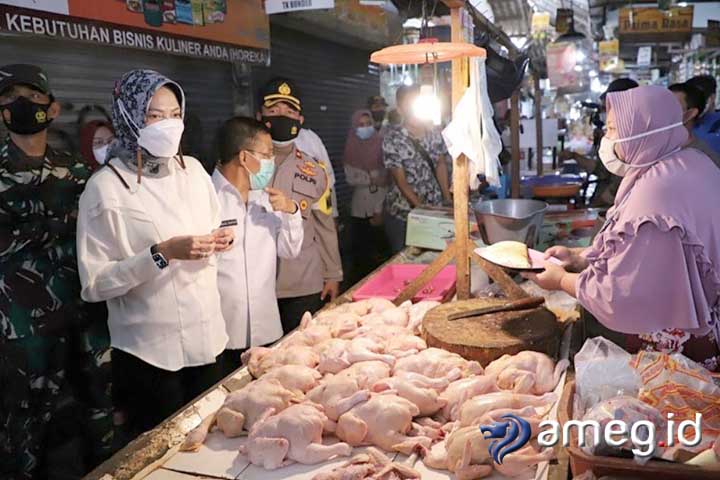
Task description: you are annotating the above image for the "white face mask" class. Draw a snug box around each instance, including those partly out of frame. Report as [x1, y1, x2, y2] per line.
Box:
[93, 144, 109, 165]
[356, 126, 375, 140]
[598, 121, 683, 177]
[137, 118, 185, 158]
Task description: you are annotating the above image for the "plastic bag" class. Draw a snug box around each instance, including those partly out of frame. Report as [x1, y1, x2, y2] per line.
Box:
[442, 57, 502, 188]
[574, 337, 641, 414]
[580, 395, 667, 464]
[630, 350, 720, 456]
[521, 281, 580, 322]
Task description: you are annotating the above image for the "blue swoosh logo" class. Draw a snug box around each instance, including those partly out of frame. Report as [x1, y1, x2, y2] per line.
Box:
[479, 414, 532, 464]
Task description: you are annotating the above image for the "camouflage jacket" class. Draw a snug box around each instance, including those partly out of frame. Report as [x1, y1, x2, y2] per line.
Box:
[0, 136, 89, 341]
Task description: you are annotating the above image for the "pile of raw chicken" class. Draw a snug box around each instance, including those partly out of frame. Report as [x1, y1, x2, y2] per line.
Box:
[181, 298, 569, 479]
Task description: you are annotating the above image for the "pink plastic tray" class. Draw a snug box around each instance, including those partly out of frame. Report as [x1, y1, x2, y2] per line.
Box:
[352, 264, 457, 303]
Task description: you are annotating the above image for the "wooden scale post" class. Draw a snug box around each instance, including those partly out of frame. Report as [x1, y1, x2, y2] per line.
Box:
[372, 1, 560, 364]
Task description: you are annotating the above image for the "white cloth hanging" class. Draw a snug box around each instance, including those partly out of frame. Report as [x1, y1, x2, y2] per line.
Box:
[442, 57, 502, 188]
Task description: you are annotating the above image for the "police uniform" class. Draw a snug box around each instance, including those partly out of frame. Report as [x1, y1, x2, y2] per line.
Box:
[0, 65, 113, 479]
[260, 79, 343, 333]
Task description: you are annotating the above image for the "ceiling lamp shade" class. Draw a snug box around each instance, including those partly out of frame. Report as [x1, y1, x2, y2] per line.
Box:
[371, 42, 486, 65]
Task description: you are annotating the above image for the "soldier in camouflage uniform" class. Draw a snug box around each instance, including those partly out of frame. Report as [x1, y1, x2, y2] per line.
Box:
[0, 64, 113, 479]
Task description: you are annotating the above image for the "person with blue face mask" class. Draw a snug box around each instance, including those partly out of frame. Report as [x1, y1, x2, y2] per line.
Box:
[212, 117, 303, 376]
[343, 109, 390, 282]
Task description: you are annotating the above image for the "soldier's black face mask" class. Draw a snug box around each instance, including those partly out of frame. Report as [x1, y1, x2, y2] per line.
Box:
[262, 115, 300, 143]
[371, 110, 385, 122]
[1, 95, 54, 135]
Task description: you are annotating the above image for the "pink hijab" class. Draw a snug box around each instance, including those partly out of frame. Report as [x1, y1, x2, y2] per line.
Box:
[343, 110, 384, 171]
[578, 86, 720, 341]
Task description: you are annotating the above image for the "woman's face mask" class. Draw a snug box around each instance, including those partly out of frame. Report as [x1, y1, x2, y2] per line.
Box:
[356, 126, 375, 140]
[93, 144, 109, 165]
[598, 121, 684, 176]
[137, 118, 185, 158]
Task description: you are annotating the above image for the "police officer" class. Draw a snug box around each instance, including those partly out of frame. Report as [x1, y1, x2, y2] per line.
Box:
[0, 64, 113, 478]
[257, 78, 343, 333]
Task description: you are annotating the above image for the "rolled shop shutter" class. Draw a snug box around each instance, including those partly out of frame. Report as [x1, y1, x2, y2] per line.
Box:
[252, 25, 381, 217]
[0, 34, 234, 170]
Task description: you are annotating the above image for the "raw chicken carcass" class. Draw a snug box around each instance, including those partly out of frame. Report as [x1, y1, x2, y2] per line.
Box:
[484, 351, 570, 395]
[404, 300, 440, 335]
[372, 377, 447, 417]
[393, 348, 483, 381]
[306, 374, 370, 423]
[305, 310, 363, 338]
[340, 324, 410, 343]
[335, 393, 434, 455]
[259, 365, 322, 395]
[316, 338, 395, 375]
[180, 379, 301, 451]
[335, 360, 392, 389]
[360, 308, 409, 329]
[471, 405, 548, 438]
[241, 345, 319, 378]
[312, 447, 421, 480]
[239, 403, 352, 470]
[459, 391, 557, 427]
[282, 316, 332, 348]
[385, 334, 427, 358]
[424, 425, 554, 479]
[438, 375, 499, 422]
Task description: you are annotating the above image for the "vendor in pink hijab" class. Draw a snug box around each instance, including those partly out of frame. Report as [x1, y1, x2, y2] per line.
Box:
[526, 86, 720, 371]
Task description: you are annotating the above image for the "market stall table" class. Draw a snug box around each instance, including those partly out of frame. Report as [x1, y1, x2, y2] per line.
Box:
[84, 246, 574, 480]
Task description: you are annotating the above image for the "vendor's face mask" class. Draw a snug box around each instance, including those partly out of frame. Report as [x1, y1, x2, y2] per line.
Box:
[598, 122, 683, 177]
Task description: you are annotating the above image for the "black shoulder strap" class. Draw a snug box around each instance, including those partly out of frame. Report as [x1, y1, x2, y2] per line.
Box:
[104, 163, 130, 190]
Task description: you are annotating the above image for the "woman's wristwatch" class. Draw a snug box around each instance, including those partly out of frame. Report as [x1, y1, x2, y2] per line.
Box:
[151, 244, 169, 270]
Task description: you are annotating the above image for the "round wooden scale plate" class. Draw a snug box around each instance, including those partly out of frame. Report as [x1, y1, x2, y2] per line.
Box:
[422, 298, 561, 366]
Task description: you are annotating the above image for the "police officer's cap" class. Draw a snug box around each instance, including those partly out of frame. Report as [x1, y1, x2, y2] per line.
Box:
[0, 64, 54, 98]
[260, 78, 301, 112]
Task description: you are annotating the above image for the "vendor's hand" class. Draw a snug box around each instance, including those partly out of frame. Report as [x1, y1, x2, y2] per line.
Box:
[321, 280, 340, 302]
[157, 235, 215, 261]
[265, 187, 297, 214]
[212, 228, 235, 253]
[545, 246, 587, 272]
[521, 262, 567, 291]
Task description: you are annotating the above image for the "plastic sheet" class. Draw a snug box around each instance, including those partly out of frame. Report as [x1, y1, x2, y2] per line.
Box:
[574, 337, 641, 414]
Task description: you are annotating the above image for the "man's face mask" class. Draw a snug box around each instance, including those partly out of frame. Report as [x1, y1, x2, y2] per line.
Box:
[262, 115, 301, 143]
[1, 95, 53, 135]
[371, 110, 385, 123]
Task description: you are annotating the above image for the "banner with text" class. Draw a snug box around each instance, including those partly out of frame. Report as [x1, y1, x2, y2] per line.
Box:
[265, 0, 335, 15]
[0, 1, 269, 64]
[619, 6, 693, 40]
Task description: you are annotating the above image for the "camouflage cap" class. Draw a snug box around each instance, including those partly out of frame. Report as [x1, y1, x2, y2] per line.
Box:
[0, 64, 53, 97]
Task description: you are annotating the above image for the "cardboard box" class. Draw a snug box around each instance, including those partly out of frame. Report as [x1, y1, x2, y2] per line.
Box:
[405, 207, 479, 251]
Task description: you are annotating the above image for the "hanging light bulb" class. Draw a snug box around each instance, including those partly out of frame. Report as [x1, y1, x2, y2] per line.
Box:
[413, 84, 441, 126]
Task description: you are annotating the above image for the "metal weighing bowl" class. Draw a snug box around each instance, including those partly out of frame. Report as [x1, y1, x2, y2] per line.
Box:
[473, 199, 549, 248]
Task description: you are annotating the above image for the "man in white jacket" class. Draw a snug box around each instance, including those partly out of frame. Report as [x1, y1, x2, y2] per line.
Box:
[212, 117, 303, 375]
